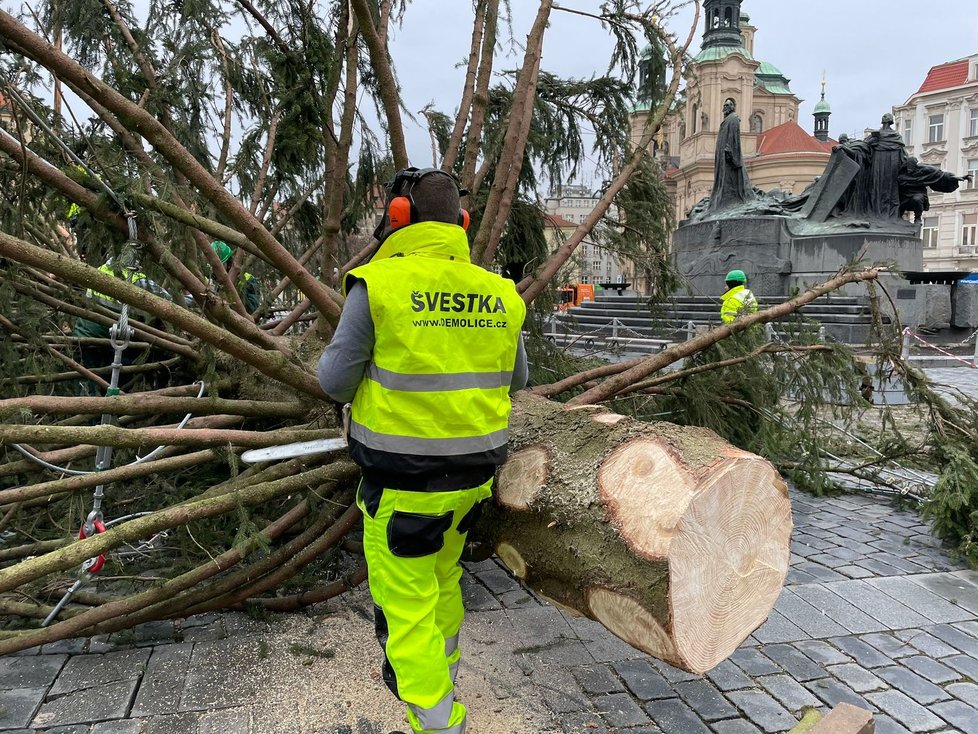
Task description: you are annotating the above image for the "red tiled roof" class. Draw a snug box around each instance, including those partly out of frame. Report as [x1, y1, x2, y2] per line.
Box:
[916, 59, 971, 95]
[544, 213, 577, 228]
[755, 121, 835, 156]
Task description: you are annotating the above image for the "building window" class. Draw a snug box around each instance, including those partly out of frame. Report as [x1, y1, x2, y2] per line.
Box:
[966, 158, 978, 188]
[904, 119, 913, 145]
[970, 109, 978, 138]
[592, 260, 601, 271]
[580, 245, 589, 257]
[750, 113, 763, 133]
[922, 217, 939, 248]
[963, 214, 978, 248]
[928, 114, 944, 143]
[580, 275, 591, 284]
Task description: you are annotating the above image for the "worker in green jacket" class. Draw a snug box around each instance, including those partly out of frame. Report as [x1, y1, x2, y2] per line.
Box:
[317, 168, 527, 734]
[720, 269, 758, 324]
[210, 240, 261, 314]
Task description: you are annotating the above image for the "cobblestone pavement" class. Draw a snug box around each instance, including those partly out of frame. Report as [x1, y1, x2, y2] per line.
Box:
[3, 488, 977, 734]
[924, 367, 978, 402]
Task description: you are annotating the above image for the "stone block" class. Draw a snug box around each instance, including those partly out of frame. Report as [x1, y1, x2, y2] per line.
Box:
[593, 692, 651, 728]
[0, 687, 46, 730]
[612, 659, 676, 701]
[31, 679, 138, 728]
[48, 649, 150, 696]
[809, 703, 875, 734]
[0, 655, 67, 689]
[953, 283, 978, 328]
[919, 285, 952, 330]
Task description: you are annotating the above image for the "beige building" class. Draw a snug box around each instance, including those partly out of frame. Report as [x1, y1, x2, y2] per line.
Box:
[893, 54, 978, 272]
[630, 0, 834, 225]
[542, 187, 628, 286]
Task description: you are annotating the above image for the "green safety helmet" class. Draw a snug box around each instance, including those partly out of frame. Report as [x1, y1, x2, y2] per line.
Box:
[211, 240, 233, 264]
[725, 269, 747, 284]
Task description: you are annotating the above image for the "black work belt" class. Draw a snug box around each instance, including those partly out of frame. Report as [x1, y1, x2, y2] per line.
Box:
[361, 466, 494, 492]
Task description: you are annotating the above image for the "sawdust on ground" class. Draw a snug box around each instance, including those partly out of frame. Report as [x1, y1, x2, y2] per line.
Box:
[253, 586, 560, 733]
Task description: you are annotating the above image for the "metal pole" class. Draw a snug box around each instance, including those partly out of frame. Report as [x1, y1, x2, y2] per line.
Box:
[765, 322, 775, 343]
[818, 326, 826, 343]
[686, 320, 695, 341]
[973, 331, 978, 366]
[612, 318, 619, 342]
[901, 328, 912, 360]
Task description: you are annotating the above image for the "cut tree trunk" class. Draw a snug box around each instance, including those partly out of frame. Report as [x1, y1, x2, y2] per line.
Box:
[481, 393, 792, 674]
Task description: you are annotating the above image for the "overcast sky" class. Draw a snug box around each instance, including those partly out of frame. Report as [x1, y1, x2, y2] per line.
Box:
[388, 0, 978, 187]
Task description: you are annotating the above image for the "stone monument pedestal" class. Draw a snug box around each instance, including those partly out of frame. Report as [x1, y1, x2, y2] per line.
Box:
[672, 216, 925, 333]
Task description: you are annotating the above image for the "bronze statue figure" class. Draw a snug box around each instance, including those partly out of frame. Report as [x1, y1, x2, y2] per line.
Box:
[707, 98, 754, 213]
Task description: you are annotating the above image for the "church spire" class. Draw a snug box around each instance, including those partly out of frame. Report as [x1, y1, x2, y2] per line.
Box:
[813, 73, 832, 142]
[702, 0, 744, 49]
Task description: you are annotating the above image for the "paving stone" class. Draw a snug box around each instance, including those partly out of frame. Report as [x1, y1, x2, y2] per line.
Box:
[42, 727, 89, 734]
[0, 655, 68, 689]
[828, 636, 894, 668]
[651, 660, 699, 683]
[790, 585, 887, 634]
[836, 565, 875, 579]
[855, 559, 906, 577]
[145, 712, 200, 734]
[891, 629, 959, 658]
[38, 639, 88, 655]
[899, 656, 961, 684]
[875, 666, 949, 706]
[872, 715, 913, 734]
[947, 682, 978, 707]
[857, 633, 917, 659]
[756, 674, 821, 713]
[559, 712, 607, 733]
[48, 649, 151, 696]
[792, 563, 847, 583]
[0, 687, 46, 730]
[612, 659, 675, 701]
[928, 701, 978, 734]
[572, 664, 624, 695]
[866, 554, 927, 574]
[130, 621, 178, 647]
[476, 569, 522, 595]
[955, 618, 978, 638]
[564, 614, 647, 664]
[786, 568, 819, 585]
[594, 692, 651, 728]
[645, 698, 711, 734]
[865, 690, 945, 733]
[705, 660, 754, 692]
[461, 582, 502, 611]
[179, 638, 268, 711]
[724, 691, 796, 733]
[728, 649, 779, 677]
[926, 623, 978, 657]
[752, 611, 809, 644]
[498, 589, 535, 608]
[805, 678, 873, 711]
[673, 680, 737, 722]
[197, 706, 251, 733]
[943, 653, 978, 680]
[760, 645, 824, 682]
[791, 641, 851, 667]
[91, 721, 145, 733]
[821, 581, 931, 630]
[31, 679, 138, 728]
[824, 664, 886, 694]
[908, 573, 978, 615]
[131, 643, 194, 717]
[710, 721, 763, 734]
[807, 553, 851, 569]
[866, 577, 973, 624]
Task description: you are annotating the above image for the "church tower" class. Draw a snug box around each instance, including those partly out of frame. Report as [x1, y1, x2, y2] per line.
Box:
[702, 0, 744, 49]
[813, 76, 831, 142]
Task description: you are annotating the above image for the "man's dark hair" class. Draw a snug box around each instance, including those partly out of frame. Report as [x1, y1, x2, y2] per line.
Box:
[412, 171, 462, 225]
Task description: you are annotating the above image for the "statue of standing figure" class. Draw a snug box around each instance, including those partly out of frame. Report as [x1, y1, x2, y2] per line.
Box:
[707, 98, 755, 213]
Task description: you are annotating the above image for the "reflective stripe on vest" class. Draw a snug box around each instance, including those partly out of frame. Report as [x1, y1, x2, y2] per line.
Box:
[721, 286, 756, 323]
[346, 221, 525, 459]
[87, 264, 147, 309]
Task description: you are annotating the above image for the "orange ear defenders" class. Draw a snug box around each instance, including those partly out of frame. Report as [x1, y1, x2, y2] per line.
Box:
[374, 167, 469, 241]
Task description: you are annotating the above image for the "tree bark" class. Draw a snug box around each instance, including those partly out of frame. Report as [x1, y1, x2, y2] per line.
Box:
[480, 393, 791, 673]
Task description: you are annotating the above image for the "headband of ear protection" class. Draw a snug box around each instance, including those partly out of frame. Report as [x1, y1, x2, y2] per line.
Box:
[373, 167, 470, 241]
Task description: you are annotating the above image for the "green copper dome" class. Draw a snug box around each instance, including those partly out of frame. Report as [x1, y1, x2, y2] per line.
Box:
[814, 97, 831, 114]
[693, 44, 754, 63]
[755, 60, 793, 96]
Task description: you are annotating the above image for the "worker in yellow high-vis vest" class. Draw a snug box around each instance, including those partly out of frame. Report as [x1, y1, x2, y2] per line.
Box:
[318, 168, 527, 734]
[720, 269, 758, 324]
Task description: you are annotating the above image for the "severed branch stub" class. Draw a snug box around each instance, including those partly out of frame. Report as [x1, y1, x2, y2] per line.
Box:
[477, 393, 792, 673]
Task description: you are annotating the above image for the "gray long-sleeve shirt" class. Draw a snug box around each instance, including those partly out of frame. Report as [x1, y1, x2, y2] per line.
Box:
[318, 281, 528, 403]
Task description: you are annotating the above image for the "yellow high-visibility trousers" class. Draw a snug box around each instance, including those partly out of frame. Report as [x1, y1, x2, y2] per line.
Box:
[358, 476, 492, 734]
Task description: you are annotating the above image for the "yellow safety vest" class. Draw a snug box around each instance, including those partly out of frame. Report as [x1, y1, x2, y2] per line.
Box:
[87, 263, 148, 309]
[720, 285, 758, 324]
[345, 221, 526, 461]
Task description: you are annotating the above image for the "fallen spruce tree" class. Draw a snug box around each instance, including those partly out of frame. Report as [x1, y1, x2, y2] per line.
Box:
[2, 0, 976, 672]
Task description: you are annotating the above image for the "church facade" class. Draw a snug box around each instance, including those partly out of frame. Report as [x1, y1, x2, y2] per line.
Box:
[629, 0, 834, 225]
